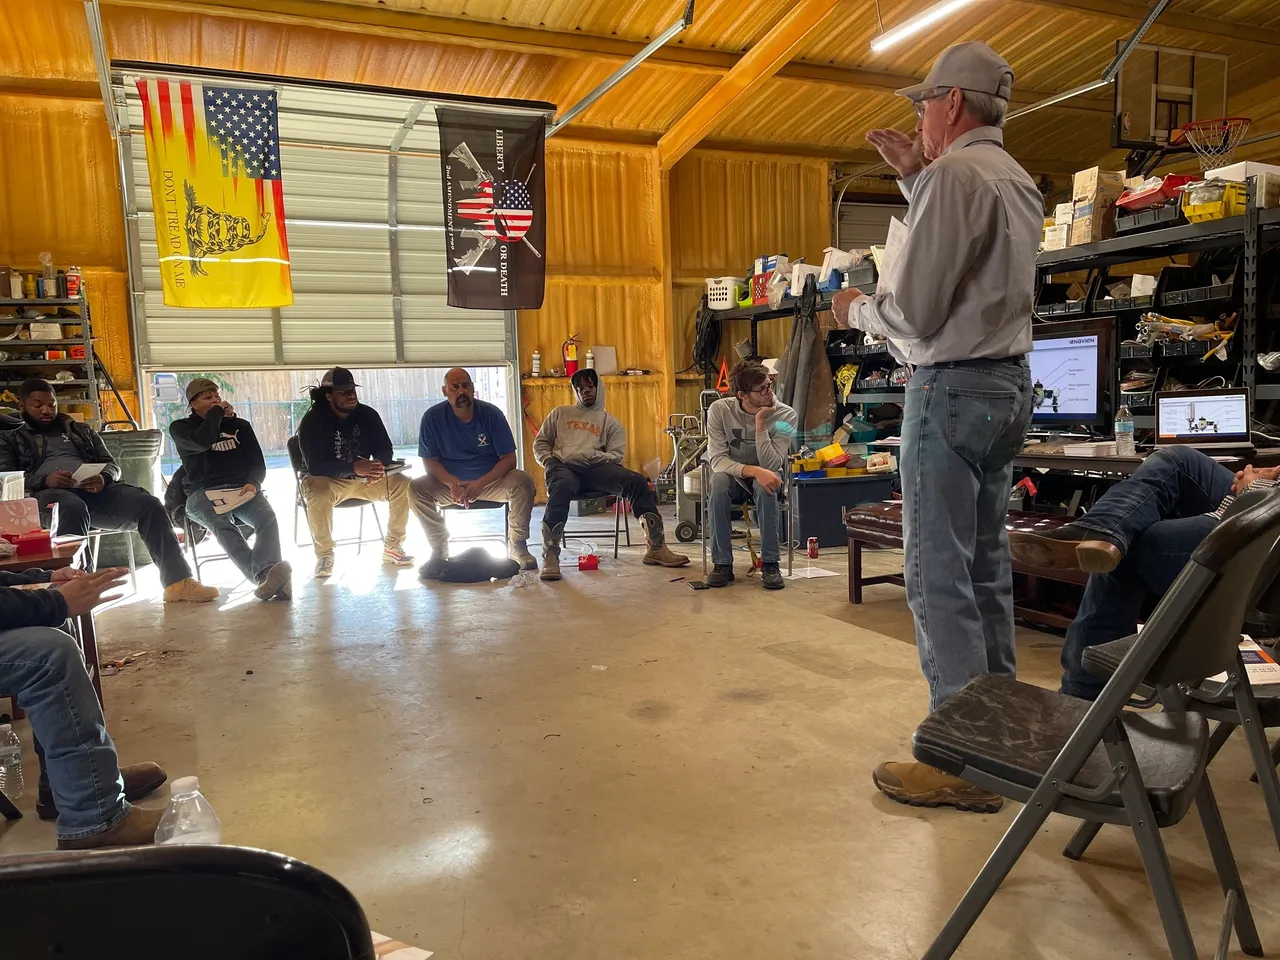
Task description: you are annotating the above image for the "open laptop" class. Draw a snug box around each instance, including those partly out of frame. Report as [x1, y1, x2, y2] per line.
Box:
[1154, 387, 1254, 451]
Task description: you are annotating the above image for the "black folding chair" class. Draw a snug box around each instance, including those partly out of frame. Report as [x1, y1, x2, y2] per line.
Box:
[912, 489, 1280, 960]
[1064, 493, 1280, 859]
[287, 436, 383, 552]
[562, 491, 631, 560]
[0, 845, 374, 960]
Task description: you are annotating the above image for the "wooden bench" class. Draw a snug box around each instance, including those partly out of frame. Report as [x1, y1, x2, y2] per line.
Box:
[844, 501, 1088, 629]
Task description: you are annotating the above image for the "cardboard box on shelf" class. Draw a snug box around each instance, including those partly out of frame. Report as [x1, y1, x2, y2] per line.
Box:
[1044, 224, 1070, 250]
[1053, 202, 1074, 226]
[1205, 161, 1280, 183]
[1073, 167, 1127, 202]
[1071, 167, 1127, 245]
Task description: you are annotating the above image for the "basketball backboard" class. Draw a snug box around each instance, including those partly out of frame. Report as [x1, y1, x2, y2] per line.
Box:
[1113, 43, 1229, 150]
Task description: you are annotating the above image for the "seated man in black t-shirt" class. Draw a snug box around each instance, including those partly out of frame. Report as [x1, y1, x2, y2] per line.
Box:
[169, 378, 290, 601]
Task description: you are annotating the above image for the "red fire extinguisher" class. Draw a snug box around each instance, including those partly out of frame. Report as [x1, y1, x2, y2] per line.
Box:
[562, 334, 582, 377]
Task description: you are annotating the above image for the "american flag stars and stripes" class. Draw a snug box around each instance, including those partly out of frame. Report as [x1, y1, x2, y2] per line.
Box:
[457, 179, 535, 242]
[203, 86, 282, 180]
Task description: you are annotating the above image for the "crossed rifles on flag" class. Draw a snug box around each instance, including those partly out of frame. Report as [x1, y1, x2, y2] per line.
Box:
[448, 142, 542, 273]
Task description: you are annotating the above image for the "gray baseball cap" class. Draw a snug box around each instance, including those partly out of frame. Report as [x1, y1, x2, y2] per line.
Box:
[895, 41, 1014, 102]
[185, 377, 218, 402]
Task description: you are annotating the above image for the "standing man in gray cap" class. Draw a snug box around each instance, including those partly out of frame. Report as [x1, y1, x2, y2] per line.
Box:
[833, 41, 1043, 813]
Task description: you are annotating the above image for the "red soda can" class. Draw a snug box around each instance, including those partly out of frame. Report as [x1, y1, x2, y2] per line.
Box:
[807, 537, 819, 559]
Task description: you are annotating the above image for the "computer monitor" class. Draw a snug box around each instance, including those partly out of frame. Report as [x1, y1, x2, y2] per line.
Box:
[1028, 317, 1116, 430]
[1154, 388, 1252, 450]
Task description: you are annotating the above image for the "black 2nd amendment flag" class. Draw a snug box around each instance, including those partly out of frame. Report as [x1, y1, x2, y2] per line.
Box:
[437, 107, 547, 310]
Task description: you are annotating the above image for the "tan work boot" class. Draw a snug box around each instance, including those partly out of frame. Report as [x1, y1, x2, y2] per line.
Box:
[510, 540, 538, 571]
[57, 803, 165, 850]
[163, 577, 219, 603]
[540, 521, 563, 582]
[640, 513, 690, 567]
[253, 561, 292, 601]
[872, 761, 1004, 813]
[38, 760, 168, 821]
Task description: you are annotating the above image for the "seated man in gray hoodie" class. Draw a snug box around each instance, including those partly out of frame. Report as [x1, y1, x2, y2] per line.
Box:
[705, 360, 797, 591]
[533, 369, 689, 581]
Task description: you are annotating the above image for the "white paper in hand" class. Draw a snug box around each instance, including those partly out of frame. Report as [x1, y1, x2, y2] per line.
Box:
[872, 216, 908, 295]
[205, 487, 255, 516]
[72, 463, 106, 484]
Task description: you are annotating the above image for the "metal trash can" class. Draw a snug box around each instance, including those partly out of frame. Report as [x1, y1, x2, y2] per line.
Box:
[97, 427, 164, 567]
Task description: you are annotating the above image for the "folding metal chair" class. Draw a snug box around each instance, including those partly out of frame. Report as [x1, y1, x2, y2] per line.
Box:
[1063, 494, 1280, 860]
[912, 489, 1280, 960]
[563, 491, 631, 560]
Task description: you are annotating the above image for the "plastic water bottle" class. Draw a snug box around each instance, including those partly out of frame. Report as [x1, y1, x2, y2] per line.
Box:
[154, 776, 222, 845]
[1115, 404, 1136, 457]
[0, 724, 23, 799]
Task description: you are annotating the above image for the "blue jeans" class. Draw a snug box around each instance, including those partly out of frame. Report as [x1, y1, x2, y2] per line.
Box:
[0, 626, 127, 841]
[901, 359, 1033, 710]
[1060, 446, 1233, 699]
[708, 471, 780, 565]
[185, 487, 282, 583]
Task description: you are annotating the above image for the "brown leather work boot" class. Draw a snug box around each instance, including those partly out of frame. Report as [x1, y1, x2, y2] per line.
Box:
[872, 761, 1004, 813]
[640, 513, 690, 567]
[540, 521, 563, 582]
[1008, 524, 1123, 574]
[39, 761, 168, 821]
[57, 803, 165, 850]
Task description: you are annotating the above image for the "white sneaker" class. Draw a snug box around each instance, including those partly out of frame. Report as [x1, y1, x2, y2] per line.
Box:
[314, 555, 335, 579]
[382, 546, 414, 567]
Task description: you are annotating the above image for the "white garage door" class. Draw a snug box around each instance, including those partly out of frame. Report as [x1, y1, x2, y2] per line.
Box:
[116, 70, 548, 371]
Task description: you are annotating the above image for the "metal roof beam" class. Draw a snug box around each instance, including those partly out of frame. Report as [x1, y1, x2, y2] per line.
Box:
[102, 0, 1108, 115]
[1018, 0, 1280, 47]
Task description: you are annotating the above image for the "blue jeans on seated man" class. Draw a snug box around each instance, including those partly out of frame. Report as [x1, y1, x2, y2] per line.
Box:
[708, 471, 780, 566]
[185, 487, 282, 584]
[901, 359, 1033, 712]
[1060, 445, 1234, 700]
[0, 626, 129, 841]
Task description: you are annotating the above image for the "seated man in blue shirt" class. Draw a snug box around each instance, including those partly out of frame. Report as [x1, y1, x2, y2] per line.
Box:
[410, 368, 537, 570]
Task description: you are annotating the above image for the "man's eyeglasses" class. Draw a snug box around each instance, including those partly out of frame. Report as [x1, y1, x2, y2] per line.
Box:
[749, 383, 774, 397]
[913, 89, 949, 118]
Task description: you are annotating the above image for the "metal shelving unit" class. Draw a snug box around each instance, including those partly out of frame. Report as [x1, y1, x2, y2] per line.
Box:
[0, 296, 100, 425]
[1036, 177, 1280, 414]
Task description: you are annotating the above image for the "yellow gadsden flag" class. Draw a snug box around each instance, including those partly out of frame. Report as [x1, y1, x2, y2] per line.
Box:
[137, 78, 293, 308]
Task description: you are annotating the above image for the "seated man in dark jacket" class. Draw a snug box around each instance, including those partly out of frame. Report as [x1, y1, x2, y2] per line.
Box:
[0, 380, 217, 603]
[295, 367, 414, 578]
[170, 378, 290, 601]
[0, 565, 167, 848]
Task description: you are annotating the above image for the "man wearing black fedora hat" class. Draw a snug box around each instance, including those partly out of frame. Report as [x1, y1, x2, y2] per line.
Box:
[295, 367, 416, 579]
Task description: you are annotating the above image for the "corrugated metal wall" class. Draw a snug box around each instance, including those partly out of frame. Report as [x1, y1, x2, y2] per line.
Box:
[669, 151, 830, 414]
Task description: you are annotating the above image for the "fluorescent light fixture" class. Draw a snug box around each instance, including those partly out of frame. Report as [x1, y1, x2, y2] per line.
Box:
[870, 0, 983, 53]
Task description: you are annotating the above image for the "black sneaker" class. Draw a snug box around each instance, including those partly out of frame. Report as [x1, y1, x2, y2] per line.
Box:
[761, 562, 785, 590]
[706, 564, 734, 587]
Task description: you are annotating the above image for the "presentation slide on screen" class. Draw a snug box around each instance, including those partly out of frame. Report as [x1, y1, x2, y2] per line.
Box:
[1028, 334, 1099, 417]
[1158, 395, 1249, 438]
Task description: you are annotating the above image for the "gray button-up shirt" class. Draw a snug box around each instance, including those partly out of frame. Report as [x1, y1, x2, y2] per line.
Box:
[850, 126, 1043, 366]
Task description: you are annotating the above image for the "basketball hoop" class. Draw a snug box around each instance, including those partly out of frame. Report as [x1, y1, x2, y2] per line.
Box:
[1174, 117, 1252, 171]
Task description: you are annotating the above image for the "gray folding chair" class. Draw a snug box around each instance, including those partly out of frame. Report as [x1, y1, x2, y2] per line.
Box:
[911, 489, 1280, 960]
[1064, 493, 1280, 860]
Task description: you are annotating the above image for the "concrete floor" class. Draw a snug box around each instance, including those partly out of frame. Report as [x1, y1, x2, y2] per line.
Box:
[3, 500, 1280, 959]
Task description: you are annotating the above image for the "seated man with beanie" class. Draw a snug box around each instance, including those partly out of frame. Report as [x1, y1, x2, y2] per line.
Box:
[1, 564, 167, 848]
[705, 360, 797, 591]
[296, 367, 414, 578]
[532, 368, 688, 580]
[0, 379, 218, 603]
[410, 367, 537, 570]
[170, 378, 291, 600]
